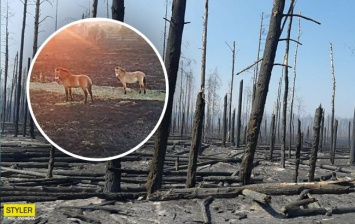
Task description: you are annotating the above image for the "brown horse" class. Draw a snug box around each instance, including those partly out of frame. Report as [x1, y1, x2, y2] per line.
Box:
[114, 66, 146, 94]
[54, 67, 93, 104]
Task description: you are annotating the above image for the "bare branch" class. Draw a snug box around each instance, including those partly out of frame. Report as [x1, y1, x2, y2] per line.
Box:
[236, 58, 263, 76]
[279, 38, 302, 45]
[163, 17, 170, 23]
[274, 63, 292, 68]
[39, 15, 53, 24]
[283, 14, 321, 25]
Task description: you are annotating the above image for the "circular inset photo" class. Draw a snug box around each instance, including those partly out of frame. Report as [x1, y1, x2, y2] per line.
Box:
[27, 18, 168, 161]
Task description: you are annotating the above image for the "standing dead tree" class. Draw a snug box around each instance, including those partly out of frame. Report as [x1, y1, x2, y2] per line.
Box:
[240, 0, 320, 184]
[146, 0, 187, 195]
[280, 0, 295, 167]
[186, 0, 208, 188]
[308, 106, 323, 182]
[222, 94, 227, 148]
[236, 80, 243, 147]
[331, 119, 338, 165]
[1, 0, 10, 134]
[226, 41, 236, 142]
[350, 108, 355, 165]
[14, 0, 28, 137]
[329, 43, 336, 163]
[293, 119, 301, 182]
[240, 0, 286, 184]
[104, 0, 125, 194]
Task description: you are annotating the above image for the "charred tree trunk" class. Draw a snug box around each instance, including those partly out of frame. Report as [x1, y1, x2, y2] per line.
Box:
[146, 0, 187, 196]
[331, 119, 338, 165]
[92, 0, 98, 17]
[46, 146, 55, 178]
[319, 110, 324, 152]
[104, 0, 125, 194]
[104, 159, 121, 192]
[227, 41, 235, 142]
[294, 119, 301, 183]
[329, 43, 336, 163]
[348, 121, 351, 149]
[186, 92, 205, 187]
[231, 108, 236, 146]
[240, 0, 286, 184]
[308, 106, 323, 182]
[269, 114, 276, 160]
[22, 58, 30, 136]
[236, 79, 243, 148]
[289, 17, 301, 157]
[281, 1, 294, 162]
[1, 3, 9, 134]
[112, 0, 125, 22]
[222, 94, 227, 148]
[350, 109, 355, 165]
[186, 0, 208, 188]
[14, 0, 28, 137]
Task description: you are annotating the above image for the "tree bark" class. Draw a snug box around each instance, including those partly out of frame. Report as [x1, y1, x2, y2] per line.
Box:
[308, 106, 323, 182]
[92, 0, 98, 17]
[330, 42, 336, 162]
[46, 146, 55, 178]
[294, 119, 301, 183]
[240, 0, 286, 184]
[146, 0, 187, 196]
[236, 80, 243, 147]
[14, 0, 28, 137]
[186, 92, 205, 187]
[269, 114, 276, 160]
[231, 108, 236, 146]
[350, 109, 355, 165]
[104, 159, 121, 192]
[281, 0, 294, 164]
[1, 2, 9, 134]
[228, 41, 235, 142]
[222, 94, 227, 147]
[331, 119, 338, 165]
[112, 0, 125, 22]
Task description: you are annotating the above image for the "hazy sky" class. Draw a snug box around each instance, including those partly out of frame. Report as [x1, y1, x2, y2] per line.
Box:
[1, 0, 355, 118]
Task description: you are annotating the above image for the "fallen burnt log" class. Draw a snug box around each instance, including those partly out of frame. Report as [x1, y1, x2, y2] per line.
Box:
[1, 192, 144, 203]
[148, 180, 355, 201]
[1, 162, 70, 168]
[63, 211, 101, 224]
[1, 185, 102, 193]
[109, 169, 235, 177]
[287, 160, 355, 174]
[242, 189, 271, 204]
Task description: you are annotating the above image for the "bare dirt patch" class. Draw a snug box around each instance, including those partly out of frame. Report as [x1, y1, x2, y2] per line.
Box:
[29, 87, 164, 158]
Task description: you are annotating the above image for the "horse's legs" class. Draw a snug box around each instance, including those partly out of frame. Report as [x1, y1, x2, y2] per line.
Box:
[65, 87, 69, 102]
[123, 82, 127, 94]
[82, 88, 88, 104]
[88, 85, 94, 103]
[69, 88, 73, 101]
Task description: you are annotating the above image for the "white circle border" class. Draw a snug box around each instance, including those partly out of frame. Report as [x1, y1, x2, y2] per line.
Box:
[27, 18, 169, 162]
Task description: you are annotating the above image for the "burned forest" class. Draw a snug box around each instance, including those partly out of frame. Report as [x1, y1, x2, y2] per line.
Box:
[1, 0, 355, 223]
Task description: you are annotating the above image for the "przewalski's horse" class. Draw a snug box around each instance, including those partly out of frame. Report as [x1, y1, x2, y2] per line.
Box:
[54, 67, 94, 104]
[114, 66, 146, 94]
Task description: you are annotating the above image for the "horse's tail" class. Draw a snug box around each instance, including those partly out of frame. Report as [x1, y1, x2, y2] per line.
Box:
[143, 74, 146, 88]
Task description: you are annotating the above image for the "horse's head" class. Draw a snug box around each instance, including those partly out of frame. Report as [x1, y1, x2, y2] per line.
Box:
[54, 67, 61, 81]
[114, 66, 125, 78]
